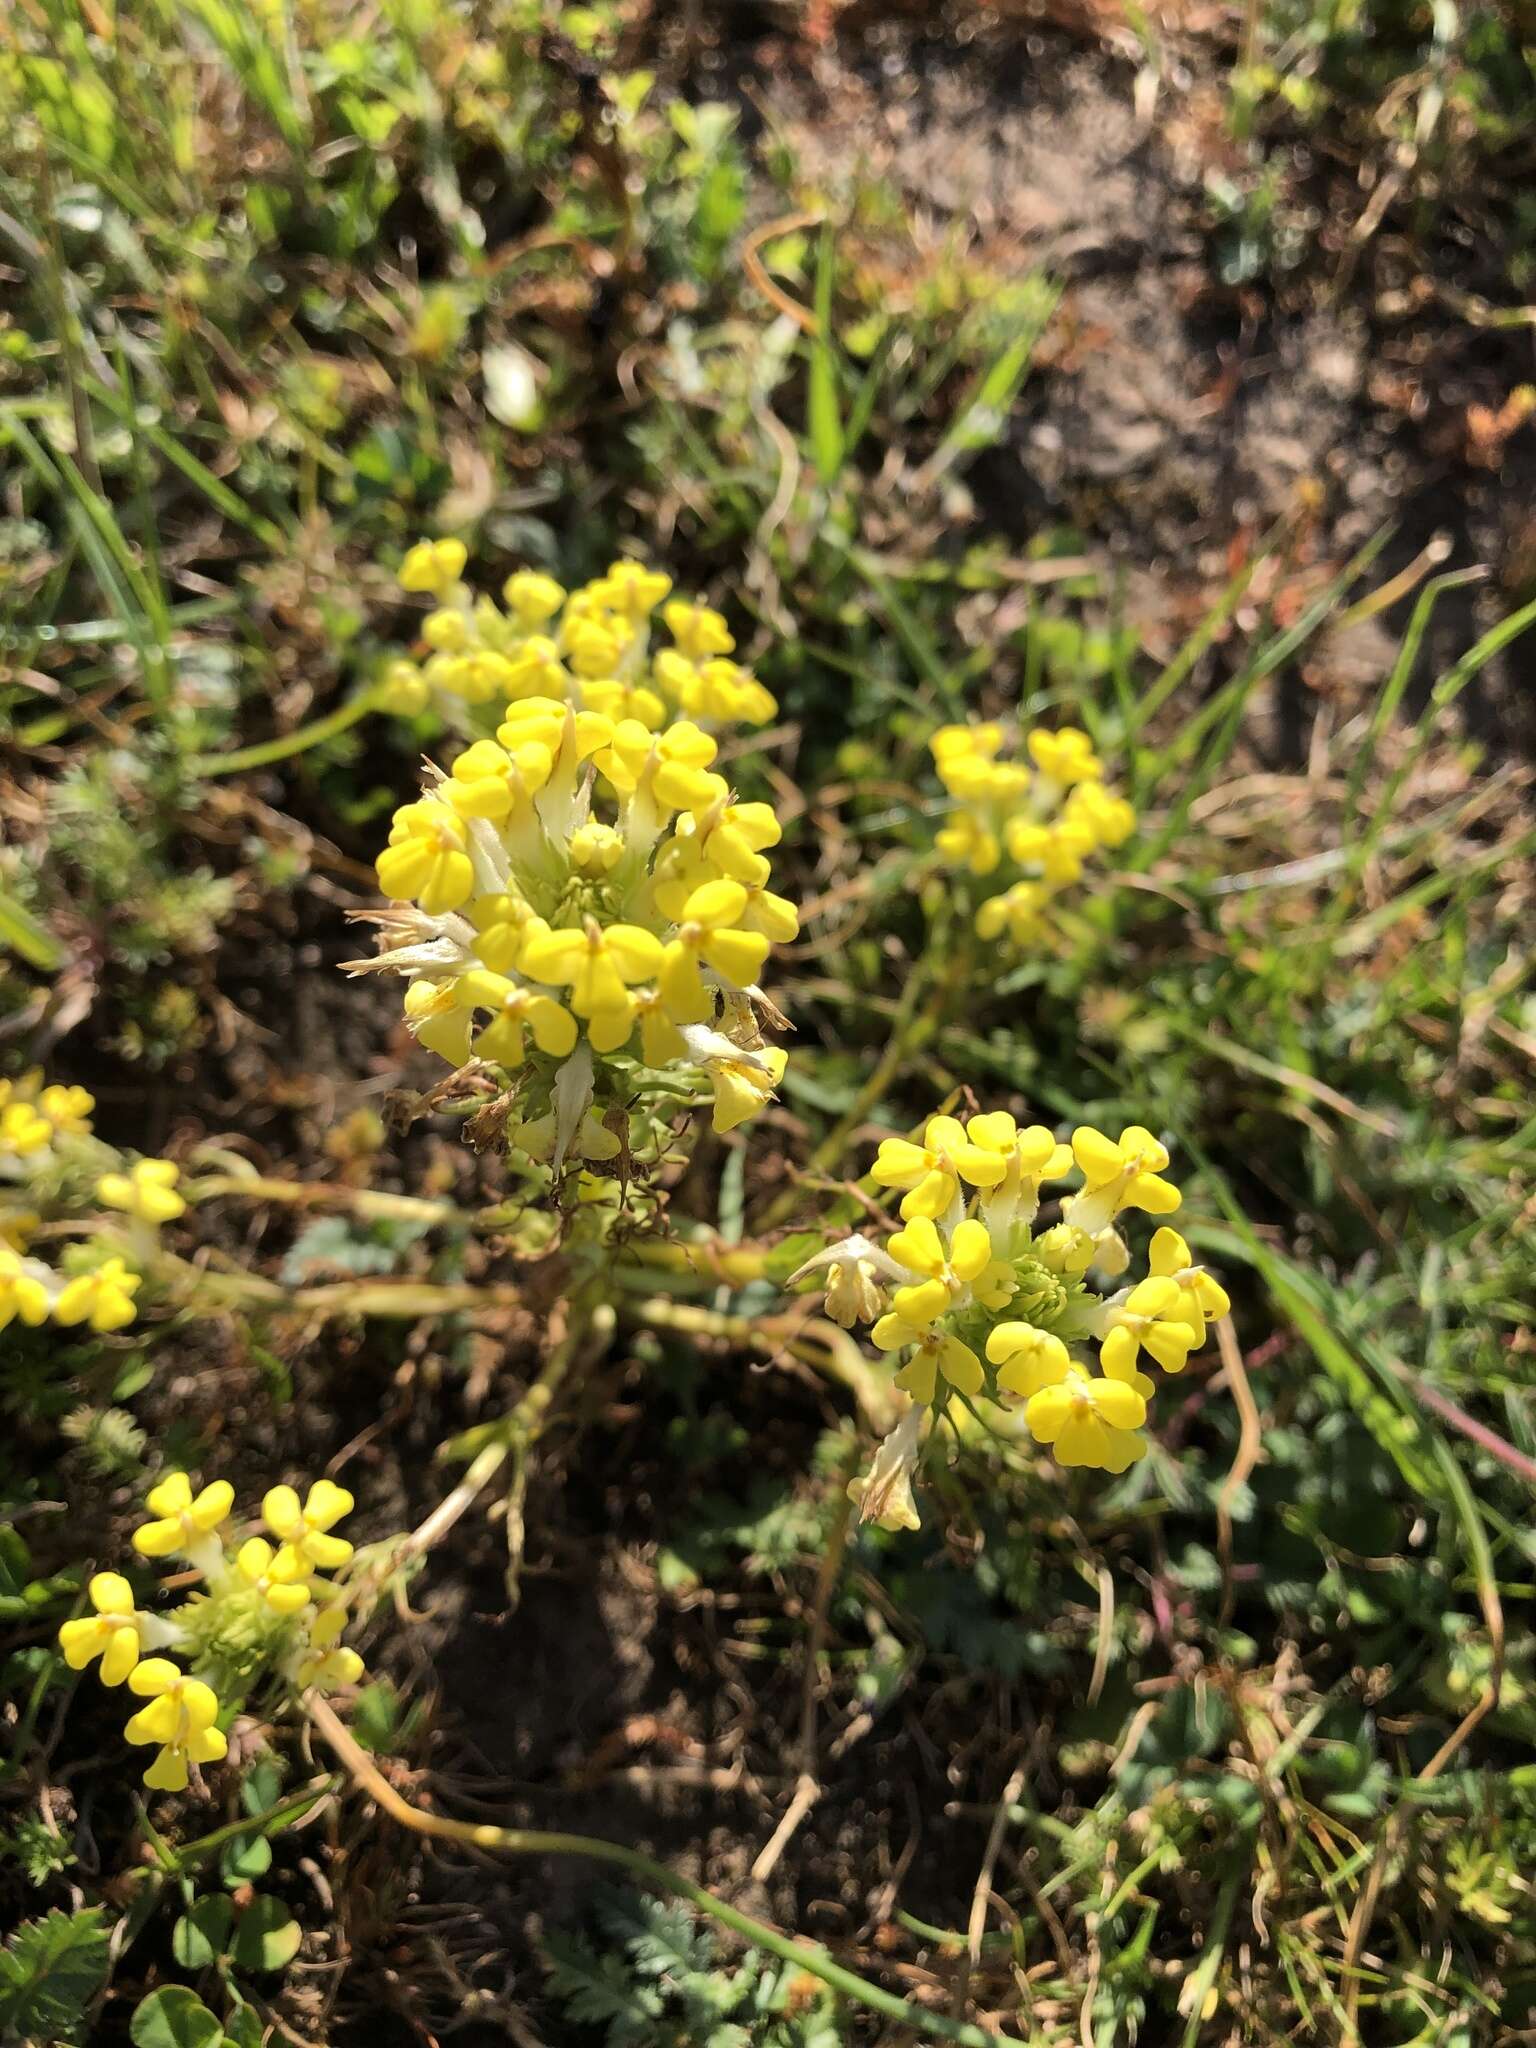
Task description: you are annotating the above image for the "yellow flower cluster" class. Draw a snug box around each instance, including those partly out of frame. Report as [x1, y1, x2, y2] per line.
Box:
[930, 721, 1134, 945]
[354, 567, 796, 1159]
[381, 543, 778, 737]
[0, 1077, 191, 1335]
[58, 1472, 366, 1792]
[796, 1108, 1230, 1527]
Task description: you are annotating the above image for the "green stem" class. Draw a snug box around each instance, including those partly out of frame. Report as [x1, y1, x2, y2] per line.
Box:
[188, 689, 379, 778]
[308, 1694, 994, 2047]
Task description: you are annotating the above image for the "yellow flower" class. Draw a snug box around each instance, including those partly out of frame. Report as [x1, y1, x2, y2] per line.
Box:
[1020, 1366, 1148, 1471]
[98, 1159, 186, 1226]
[1, 1101, 53, 1158]
[871, 1112, 1008, 1222]
[375, 800, 475, 916]
[0, 1248, 50, 1331]
[53, 1257, 140, 1333]
[964, 1112, 1073, 1227]
[58, 1571, 145, 1686]
[1065, 1125, 1181, 1237]
[1064, 781, 1135, 848]
[377, 658, 430, 715]
[520, 920, 665, 1052]
[875, 1215, 996, 1334]
[935, 808, 1003, 876]
[294, 1605, 365, 1691]
[1147, 1227, 1231, 1344]
[662, 597, 734, 661]
[403, 980, 473, 1064]
[234, 1537, 313, 1616]
[568, 822, 625, 875]
[694, 1041, 787, 1133]
[658, 880, 771, 1025]
[974, 882, 1050, 946]
[133, 1472, 235, 1559]
[442, 737, 554, 821]
[985, 1322, 1072, 1400]
[1027, 726, 1102, 786]
[1004, 815, 1098, 884]
[468, 891, 547, 975]
[596, 718, 726, 820]
[1101, 1275, 1199, 1379]
[39, 1084, 95, 1136]
[123, 1660, 227, 1791]
[453, 969, 578, 1067]
[691, 800, 782, 888]
[846, 1406, 924, 1533]
[890, 1326, 983, 1405]
[500, 636, 571, 701]
[262, 1480, 355, 1578]
[399, 537, 467, 595]
[502, 569, 566, 626]
[595, 560, 672, 621]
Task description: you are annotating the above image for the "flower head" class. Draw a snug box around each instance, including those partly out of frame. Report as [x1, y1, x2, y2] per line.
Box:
[928, 718, 1134, 950]
[352, 558, 794, 1171]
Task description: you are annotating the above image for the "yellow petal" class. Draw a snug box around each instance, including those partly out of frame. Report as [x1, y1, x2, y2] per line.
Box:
[948, 1219, 992, 1283]
[145, 1472, 193, 1519]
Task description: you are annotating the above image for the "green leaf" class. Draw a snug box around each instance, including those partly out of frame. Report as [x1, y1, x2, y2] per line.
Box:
[806, 225, 844, 486]
[230, 1894, 303, 1973]
[219, 1832, 272, 1886]
[172, 1894, 235, 1968]
[0, 1907, 110, 2045]
[129, 1985, 225, 2048]
[0, 890, 64, 972]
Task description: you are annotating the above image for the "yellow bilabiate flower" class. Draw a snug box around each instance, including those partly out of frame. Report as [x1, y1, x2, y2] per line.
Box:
[694, 1041, 787, 1134]
[657, 880, 770, 1025]
[58, 1571, 145, 1686]
[1147, 1227, 1232, 1343]
[399, 537, 467, 595]
[234, 1538, 314, 1616]
[52, 1257, 140, 1333]
[262, 1480, 355, 1579]
[39, 1084, 95, 1136]
[98, 1159, 186, 1226]
[133, 1473, 235, 1559]
[502, 569, 566, 626]
[985, 1322, 1072, 1399]
[871, 1113, 1008, 1221]
[520, 921, 665, 1053]
[295, 1605, 364, 1691]
[1, 1101, 53, 1158]
[662, 597, 734, 661]
[890, 1325, 983, 1405]
[1065, 1125, 1181, 1237]
[874, 1215, 997, 1336]
[454, 969, 578, 1068]
[375, 800, 475, 916]
[123, 1660, 227, 1791]
[1027, 726, 1102, 786]
[964, 1112, 1073, 1226]
[0, 1248, 50, 1331]
[1020, 1366, 1148, 1472]
[1101, 1275, 1198, 1378]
